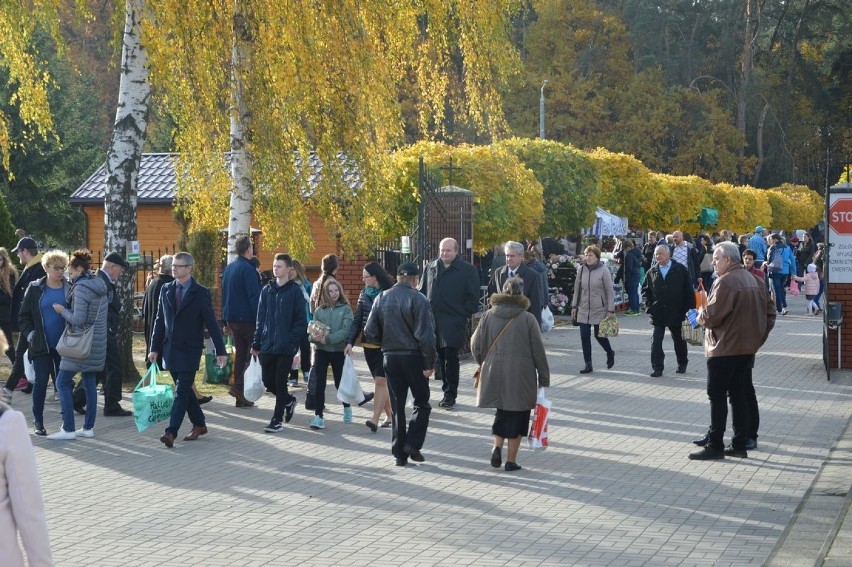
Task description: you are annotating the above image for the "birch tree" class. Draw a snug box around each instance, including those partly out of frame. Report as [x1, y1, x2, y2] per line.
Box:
[142, 0, 521, 259]
[104, 0, 149, 379]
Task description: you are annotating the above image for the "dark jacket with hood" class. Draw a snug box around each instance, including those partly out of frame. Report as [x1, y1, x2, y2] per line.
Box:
[253, 279, 308, 356]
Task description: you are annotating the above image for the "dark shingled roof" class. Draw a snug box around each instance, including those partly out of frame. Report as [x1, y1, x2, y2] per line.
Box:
[70, 152, 362, 205]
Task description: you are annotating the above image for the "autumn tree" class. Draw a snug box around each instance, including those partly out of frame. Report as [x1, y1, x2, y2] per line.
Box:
[142, 0, 522, 259]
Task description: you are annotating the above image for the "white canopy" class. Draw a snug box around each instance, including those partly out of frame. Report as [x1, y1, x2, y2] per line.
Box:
[582, 207, 629, 237]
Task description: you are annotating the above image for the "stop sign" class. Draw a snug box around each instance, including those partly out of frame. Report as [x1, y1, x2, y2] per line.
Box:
[829, 198, 852, 235]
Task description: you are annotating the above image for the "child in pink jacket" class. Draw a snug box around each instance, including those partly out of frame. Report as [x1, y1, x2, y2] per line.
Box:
[793, 264, 820, 314]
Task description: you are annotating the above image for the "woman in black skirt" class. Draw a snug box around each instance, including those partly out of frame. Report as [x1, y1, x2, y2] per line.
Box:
[471, 277, 550, 471]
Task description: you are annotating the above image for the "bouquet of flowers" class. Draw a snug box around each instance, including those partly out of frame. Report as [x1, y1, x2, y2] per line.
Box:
[548, 292, 569, 315]
[308, 320, 330, 340]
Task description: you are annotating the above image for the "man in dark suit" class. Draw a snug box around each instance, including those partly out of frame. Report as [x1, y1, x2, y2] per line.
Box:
[419, 237, 480, 408]
[641, 245, 696, 377]
[74, 252, 132, 416]
[148, 252, 227, 448]
[487, 240, 542, 326]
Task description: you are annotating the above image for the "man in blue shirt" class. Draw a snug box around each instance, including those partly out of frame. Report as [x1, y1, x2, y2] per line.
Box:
[748, 226, 768, 268]
[221, 235, 261, 407]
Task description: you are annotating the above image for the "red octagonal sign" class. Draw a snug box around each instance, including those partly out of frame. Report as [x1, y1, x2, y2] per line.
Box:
[829, 198, 852, 235]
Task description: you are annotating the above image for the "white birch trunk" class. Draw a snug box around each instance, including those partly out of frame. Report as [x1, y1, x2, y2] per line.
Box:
[104, 0, 149, 381]
[226, 1, 253, 263]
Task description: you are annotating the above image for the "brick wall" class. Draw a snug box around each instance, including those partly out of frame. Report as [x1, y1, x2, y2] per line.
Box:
[826, 283, 852, 368]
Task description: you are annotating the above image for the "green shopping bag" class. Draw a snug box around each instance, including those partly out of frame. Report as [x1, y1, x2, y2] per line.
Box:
[132, 363, 175, 432]
[205, 335, 234, 384]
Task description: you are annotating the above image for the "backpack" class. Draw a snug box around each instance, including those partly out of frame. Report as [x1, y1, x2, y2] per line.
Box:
[768, 248, 783, 274]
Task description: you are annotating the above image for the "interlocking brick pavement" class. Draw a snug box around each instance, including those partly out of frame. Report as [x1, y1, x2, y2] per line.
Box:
[9, 292, 851, 566]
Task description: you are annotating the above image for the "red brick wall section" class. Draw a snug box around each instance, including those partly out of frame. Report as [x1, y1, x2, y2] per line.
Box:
[826, 283, 852, 368]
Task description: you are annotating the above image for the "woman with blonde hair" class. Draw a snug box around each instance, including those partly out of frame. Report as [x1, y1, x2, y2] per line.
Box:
[17, 250, 70, 436]
[0, 247, 18, 365]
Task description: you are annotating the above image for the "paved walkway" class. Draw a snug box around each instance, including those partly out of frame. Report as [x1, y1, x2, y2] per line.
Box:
[12, 292, 852, 566]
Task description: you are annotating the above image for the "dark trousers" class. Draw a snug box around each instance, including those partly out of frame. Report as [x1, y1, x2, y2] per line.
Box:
[31, 349, 60, 425]
[313, 349, 346, 417]
[290, 334, 311, 381]
[625, 275, 640, 312]
[706, 355, 753, 450]
[579, 323, 613, 365]
[4, 332, 29, 390]
[166, 371, 204, 436]
[438, 346, 460, 401]
[226, 320, 254, 391]
[744, 367, 759, 440]
[259, 353, 295, 423]
[651, 323, 688, 371]
[384, 353, 431, 460]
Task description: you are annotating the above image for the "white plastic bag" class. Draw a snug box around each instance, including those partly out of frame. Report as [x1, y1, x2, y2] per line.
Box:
[243, 355, 264, 403]
[336, 355, 365, 405]
[528, 387, 551, 451]
[540, 306, 554, 333]
[24, 350, 36, 384]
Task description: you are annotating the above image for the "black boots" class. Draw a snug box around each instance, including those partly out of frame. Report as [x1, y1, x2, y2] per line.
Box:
[580, 363, 593, 374]
[606, 351, 615, 369]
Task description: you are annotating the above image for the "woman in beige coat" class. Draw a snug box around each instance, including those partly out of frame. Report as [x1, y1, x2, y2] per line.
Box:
[0, 401, 53, 566]
[472, 278, 550, 472]
[571, 245, 615, 374]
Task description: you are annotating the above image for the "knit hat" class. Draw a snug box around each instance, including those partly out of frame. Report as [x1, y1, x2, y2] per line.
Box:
[807, 263, 817, 273]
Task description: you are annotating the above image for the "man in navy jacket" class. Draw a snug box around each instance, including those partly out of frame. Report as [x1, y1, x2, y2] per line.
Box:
[221, 235, 261, 407]
[149, 252, 227, 448]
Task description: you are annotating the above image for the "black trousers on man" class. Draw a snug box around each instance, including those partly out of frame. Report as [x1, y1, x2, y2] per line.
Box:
[706, 354, 753, 451]
[438, 346, 460, 402]
[651, 322, 688, 372]
[384, 353, 431, 463]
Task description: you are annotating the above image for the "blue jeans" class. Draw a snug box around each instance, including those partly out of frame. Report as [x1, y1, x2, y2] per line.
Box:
[167, 371, 205, 436]
[625, 275, 640, 312]
[769, 273, 787, 312]
[31, 349, 61, 426]
[57, 369, 97, 432]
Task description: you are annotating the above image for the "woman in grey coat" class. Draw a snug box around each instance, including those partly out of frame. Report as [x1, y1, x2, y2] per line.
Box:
[47, 250, 108, 440]
[472, 278, 550, 472]
[571, 245, 615, 374]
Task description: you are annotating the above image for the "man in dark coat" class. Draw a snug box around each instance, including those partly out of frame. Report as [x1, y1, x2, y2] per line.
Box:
[149, 252, 227, 448]
[419, 238, 480, 408]
[487, 241, 543, 326]
[2, 238, 45, 399]
[74, 252, 132, 416]
[641, 245, 695, 377]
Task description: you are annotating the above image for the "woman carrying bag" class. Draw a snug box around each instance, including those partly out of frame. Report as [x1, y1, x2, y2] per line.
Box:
[571, 245, 616, 374]
[472, 277, 550, 472]
[48, 250, 108, 440]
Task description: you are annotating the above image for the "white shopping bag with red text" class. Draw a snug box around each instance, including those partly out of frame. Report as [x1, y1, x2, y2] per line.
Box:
[528, 388, 551, 451]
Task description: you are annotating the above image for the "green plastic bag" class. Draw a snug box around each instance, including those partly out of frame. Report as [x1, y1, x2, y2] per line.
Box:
[132, 363, 174, 432]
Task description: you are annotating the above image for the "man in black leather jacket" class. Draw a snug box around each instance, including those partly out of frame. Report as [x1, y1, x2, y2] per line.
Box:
[365, 262, 436, 466]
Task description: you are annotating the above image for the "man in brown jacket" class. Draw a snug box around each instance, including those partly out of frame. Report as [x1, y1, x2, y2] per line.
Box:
[689, 242, 776, 460]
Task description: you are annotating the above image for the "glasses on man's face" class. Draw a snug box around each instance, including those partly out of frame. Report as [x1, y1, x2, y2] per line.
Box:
[172, 264, 190, 269]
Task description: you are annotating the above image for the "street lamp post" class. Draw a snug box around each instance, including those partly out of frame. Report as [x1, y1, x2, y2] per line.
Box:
[539, 80, 548, 140]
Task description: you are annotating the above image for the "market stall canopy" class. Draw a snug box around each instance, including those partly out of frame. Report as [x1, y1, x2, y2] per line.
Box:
[582, 207, 629, 237]
[698, 207, 718, 227]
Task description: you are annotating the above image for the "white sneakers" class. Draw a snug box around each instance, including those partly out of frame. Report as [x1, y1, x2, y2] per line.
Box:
[76, 428, 95, 438]
[47, 429, 77, 440]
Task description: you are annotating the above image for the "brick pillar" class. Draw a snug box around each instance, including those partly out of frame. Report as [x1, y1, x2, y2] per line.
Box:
[826, 283, 852, 368]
